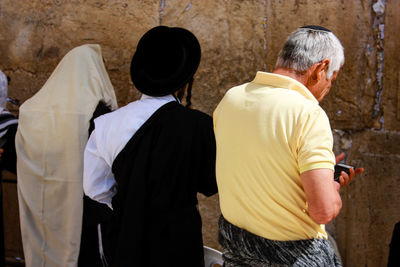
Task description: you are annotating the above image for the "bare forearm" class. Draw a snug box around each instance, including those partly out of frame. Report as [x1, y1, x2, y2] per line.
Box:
[307, 181, 342, 224]
[301, 169, 342, 224]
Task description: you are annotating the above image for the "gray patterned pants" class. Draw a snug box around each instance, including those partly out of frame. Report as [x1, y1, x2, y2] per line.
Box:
[218, 216, 342, 267]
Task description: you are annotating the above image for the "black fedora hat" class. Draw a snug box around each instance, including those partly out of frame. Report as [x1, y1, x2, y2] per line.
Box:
[130, 26, 201, 96]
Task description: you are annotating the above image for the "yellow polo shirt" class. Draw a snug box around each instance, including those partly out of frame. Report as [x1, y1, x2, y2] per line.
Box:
[213, 71, 335, 241]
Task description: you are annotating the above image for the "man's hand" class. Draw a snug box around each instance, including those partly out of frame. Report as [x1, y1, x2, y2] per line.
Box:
[301, 153, 364, 224]
[335, 152, 364, 187]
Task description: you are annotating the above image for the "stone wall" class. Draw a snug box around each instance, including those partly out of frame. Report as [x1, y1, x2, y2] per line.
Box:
[1, 1, 399, 266]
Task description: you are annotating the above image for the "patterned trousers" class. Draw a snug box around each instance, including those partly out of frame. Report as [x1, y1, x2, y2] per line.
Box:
[218, 216, 342, 267]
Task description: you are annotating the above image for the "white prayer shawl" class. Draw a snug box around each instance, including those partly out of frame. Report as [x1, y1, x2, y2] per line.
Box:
[16, 44, 118, 267]
[0, 70, 8, 113]
[0, 70, 18, 138]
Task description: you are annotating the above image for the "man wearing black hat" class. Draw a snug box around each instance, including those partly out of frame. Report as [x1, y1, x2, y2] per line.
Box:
[214, 26, 363, 266]
[83, 26, 217, 267]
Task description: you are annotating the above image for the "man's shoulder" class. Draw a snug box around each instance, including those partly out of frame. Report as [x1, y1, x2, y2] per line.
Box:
[274, 88, 321, 108]
[170, 106, 212, 125]
[289, 96, 326, 118]
[188, 108, 212, 123]
[216, 83, 251, 106]
[228, 82, 251, 94]
[95, 100, 140, 121]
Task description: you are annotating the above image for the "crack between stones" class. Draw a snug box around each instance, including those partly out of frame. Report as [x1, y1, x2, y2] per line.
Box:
[159, 0, 166, 26]
[2, 67, 38, 76]
[263, 0, 267, 72]
[371, 0, 386, 128]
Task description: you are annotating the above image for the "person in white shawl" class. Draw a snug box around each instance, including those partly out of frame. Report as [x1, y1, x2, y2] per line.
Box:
[16, 44, 118, 267]
[0, 70, 18, 173]
[0, 70, 18, 267]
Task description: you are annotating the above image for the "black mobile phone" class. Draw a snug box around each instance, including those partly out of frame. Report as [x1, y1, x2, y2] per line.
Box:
[334, 163, 355, 182]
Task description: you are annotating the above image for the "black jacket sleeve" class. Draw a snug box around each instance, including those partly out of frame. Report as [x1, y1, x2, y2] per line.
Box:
[0, 123, 18, 174]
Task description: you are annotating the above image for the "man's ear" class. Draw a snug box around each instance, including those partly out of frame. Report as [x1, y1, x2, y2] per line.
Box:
[314, 59, 330, 81]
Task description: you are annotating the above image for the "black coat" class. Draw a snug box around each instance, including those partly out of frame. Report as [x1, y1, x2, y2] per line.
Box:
[78, 101, 113, 267]
[0, 116, 17, 174]
[105, 101, 217, 267]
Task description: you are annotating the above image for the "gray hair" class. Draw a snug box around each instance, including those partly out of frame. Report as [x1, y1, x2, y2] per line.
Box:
[275, 27, 344, 79]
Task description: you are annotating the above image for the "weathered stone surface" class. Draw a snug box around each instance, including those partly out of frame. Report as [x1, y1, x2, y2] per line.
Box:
[198, 194, 221, 250]
[162, 0, 265, 114]
[0, 0, 160, 107]
[1, 1, 400, 266]
[334, 129, 400, 267]
[382, 1, 400, 130]
[266, 0, 377, 131]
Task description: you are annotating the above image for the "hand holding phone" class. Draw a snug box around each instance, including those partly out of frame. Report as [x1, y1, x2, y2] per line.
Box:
[334, 153, 364, 186]
[334, 163, 355, 183]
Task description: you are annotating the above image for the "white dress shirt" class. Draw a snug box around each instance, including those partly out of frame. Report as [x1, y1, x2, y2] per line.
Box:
[83, 94, 177, 208]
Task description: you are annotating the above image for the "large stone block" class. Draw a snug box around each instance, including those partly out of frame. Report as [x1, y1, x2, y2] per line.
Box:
[0, 0, 160, 106]
[334, 129, 400, 267]
[162, 0, 265, 115]
[266, 0, 376, 131]
[382, 0, 400, 130]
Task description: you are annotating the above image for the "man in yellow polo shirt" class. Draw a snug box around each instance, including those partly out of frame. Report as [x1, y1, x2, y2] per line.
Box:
[214, 26, 363, 266]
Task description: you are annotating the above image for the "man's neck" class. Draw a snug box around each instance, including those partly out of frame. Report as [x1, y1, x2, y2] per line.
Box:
[272, 68, 307, 86]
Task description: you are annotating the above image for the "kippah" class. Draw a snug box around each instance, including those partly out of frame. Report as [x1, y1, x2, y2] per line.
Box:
[300, 25, 332, 32]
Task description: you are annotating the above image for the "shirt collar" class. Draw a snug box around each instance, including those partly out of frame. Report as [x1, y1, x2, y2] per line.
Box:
[140, 93, 179, 103]
[252, 71, 318, 104]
